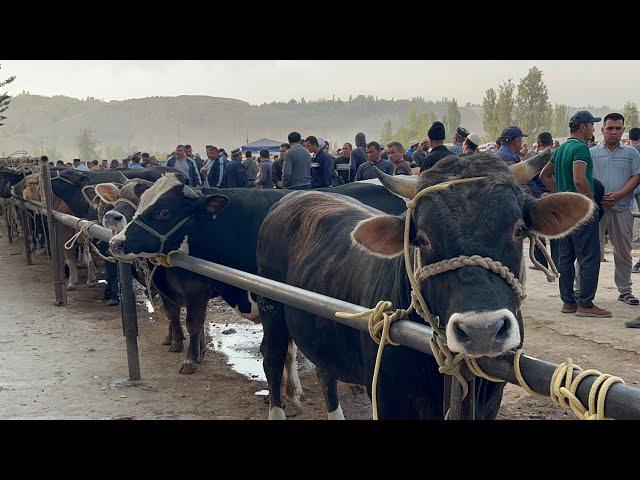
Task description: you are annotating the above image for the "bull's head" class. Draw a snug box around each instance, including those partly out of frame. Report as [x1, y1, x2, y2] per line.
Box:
[109, 173, 226, 259]
[352, 151, 594, 358]
[96, 179, 154, 233]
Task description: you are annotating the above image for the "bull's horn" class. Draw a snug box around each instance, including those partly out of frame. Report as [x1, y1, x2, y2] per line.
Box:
[375, 167, 419, 199]
[509, 147, 551, 184]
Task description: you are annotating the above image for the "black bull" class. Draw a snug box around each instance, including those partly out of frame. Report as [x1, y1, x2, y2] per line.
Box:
[108, 178, 408, 378]
[254, 154, 593, 419]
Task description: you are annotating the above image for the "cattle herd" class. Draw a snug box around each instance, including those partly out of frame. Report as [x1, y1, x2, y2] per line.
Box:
[0, 151, 595, 419]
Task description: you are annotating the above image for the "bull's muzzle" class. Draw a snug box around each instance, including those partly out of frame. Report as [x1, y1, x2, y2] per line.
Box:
[446, 308, 520, 358]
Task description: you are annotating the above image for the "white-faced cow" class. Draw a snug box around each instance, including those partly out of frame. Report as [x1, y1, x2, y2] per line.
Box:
[253, 151, 594, 419]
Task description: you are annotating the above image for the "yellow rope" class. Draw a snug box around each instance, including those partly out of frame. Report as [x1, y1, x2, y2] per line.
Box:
[336, 300, 405, 420]
[513, 349, 625, 420]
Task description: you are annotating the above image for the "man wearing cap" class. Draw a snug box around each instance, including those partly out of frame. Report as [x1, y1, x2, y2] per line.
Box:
[451, 127, 470, 156]
[539, 110, 611, 318]
[590, 113, 640, 309]
[460, 132, 482, 157]
[420, 121, 453, 171]
[406, 140, 420, 158]
[497, 126, 528, 166]
[283, 132, 312, 190]
[220, 148, 248, 188]
[306, 136, 333, 188]
[412, 138, 430, 167]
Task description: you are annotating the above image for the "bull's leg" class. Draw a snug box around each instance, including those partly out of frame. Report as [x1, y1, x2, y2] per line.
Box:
[64, 246, 79, 291]
[85, 246, 97, 287]
[179, 296, 208, 374]
[161, 297, 184, 352]
[316, 367, 344, 420]
[259, 299, 289, 420]
[282, 341, 303, 416]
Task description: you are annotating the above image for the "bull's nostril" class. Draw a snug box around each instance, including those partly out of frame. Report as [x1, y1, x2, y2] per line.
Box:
[495, 318, 510, 342]
[114, 215, 123, 222]
[453, 323, 470, 343]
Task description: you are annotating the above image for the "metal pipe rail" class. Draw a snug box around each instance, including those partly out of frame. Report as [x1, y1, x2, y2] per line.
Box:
[12, 196, 640, 420]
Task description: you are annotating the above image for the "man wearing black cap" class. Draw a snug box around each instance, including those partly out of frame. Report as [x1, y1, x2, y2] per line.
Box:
[220, 148, 248, 188]
[497, 126, 528, 166]
[539, 110, 611, 318]
[419, 121, 453, 171]
[450, 127, 470, 156]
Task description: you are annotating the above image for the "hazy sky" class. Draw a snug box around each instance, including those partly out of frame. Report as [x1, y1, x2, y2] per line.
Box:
[2, 60, 639, 107]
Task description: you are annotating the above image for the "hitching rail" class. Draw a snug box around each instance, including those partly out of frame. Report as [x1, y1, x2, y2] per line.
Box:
[12, 196, 640, 420]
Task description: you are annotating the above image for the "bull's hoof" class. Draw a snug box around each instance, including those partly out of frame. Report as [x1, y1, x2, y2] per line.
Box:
[162, 336, 172, 346]
[196, 350, 207, 363]
[66, 284, 76, 291]
[284, 403, 302, 418]
[105, 299, 119, 306]
[87, 281, 97, 288]
[179, 361, 197, 375]
[168, 342, 183, 353]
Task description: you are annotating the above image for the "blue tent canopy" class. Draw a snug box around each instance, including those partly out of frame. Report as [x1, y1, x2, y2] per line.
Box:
[241, 138, 283, 154]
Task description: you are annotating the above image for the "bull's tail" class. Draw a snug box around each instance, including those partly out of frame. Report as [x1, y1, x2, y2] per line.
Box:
[282, 340, 303, 410]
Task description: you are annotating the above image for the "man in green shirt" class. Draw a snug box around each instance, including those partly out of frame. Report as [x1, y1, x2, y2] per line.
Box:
[540, 111, 611, 318]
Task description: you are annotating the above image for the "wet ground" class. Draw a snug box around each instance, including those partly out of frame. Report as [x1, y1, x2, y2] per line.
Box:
[1, 232, 640, 420]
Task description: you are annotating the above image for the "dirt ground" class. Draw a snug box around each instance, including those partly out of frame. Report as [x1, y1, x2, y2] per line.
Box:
[1, 232, 639, 420]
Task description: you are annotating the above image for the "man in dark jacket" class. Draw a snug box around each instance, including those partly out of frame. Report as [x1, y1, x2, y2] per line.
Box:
[349, 132, 368, 181]
[202, 145, 228, 188]
[306, 136, 332, 188]
[167, 144, 202, 186]
[220, 148, 247, 188]
[387, 141, 412, 175]
[420, 122, 454, 171]
[355, 141, 394, 180]
[272, 143, 289, 189]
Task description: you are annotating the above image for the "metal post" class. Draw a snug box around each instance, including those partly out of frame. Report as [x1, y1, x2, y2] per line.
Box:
[19, 199, 33, 265]
[40, 158, 66, 306]
[447, 368, 475, 420]
[118, 260, 141, 381]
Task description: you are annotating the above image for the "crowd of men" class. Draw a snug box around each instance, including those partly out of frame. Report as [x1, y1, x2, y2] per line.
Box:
[46, 112, 640, 328]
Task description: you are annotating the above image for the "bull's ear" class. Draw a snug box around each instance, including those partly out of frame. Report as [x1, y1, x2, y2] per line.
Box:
[351, 215, 405, 257]
[95, 183, 120, 204]
[524, 192, 595, 238]
[195, 194, 229, 214]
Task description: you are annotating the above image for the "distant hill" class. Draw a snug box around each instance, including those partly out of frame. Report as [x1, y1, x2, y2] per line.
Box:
[0, 93, 485, 160]
[0, 93, 619, 160]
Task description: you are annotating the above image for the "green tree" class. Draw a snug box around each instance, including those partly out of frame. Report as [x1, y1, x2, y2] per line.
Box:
[623, 101, 639, 128]
[551, 104, 571, 138]
[514, 66, 552, 137]
[446, 99, 461, 141]
[380, 120, 393, 145]
[494, 79, 516, 137]
[0, 64, 16, 127]
[76, 128, 101, 161]
[482, 88, 499, 141]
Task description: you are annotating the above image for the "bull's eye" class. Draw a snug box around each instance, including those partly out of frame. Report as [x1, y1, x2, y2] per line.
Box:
[414, 231, 430, 248]
[513, 222, 527, 240]
[155, 209, 170, 220]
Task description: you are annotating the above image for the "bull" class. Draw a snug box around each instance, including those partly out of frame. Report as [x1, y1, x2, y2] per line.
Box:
[252, 152, 593, 419]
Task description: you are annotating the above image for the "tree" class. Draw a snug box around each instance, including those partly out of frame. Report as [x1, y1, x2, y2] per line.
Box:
[494, 79, 516, 138]
[623, 101, 639, 129]
[446, 99, 461, 141]
[482, 88, 499, 141]
[0, 64, 16, 127]
[380, 120, 393, 145]
[76, 128, 101, 161]
[514, 66, 552, 138]
[551, 104, 571, 138]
